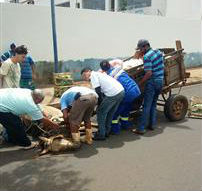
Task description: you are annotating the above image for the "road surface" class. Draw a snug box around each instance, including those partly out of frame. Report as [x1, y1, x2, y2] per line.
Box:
[0, 84, 201, 191]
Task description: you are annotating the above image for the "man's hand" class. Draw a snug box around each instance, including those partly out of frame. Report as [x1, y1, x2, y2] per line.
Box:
[42, 111, 49, 118]
[138, 82, 145, 93]
[51, 121, 60, 129]
[42, 117, 60, 129]
[133, 51, 144, 59]
[139, 71, 152, 87]
[62, 108, 70, 130]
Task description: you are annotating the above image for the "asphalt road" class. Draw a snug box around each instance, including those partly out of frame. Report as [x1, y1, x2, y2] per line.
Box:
[0, 84, 201, 191]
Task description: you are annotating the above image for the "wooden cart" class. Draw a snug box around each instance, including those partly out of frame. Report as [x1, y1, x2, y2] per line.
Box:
[125, 41, 190, 121]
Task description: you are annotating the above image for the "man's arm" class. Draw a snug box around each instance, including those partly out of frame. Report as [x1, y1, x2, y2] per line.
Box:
[139, 71, 152, 86]
[31, 64, 36, 80]
[40, 117, 60, 129]
[62, 108, 71, 130]
[139, 56, 152, 87]
[95, 86, 103, 105]
[29, 57, 36, 81]
[28, 107, 60, 129]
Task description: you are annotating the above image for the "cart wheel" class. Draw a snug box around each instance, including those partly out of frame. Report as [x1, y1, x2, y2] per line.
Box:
[164, 94, 188, 121]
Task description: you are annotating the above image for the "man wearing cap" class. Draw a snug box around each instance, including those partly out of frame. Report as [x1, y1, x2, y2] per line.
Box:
[100, 60, 141, 134]
[133, 39, 164, 135]
[60, 86, 98, 147]
[81, 68, 124, 140]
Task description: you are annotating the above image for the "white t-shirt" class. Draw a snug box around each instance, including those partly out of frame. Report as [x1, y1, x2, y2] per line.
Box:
[61, 86, 98, 98]
[0, 88, 43, 121]
[90, 71, 124, 97]
[0, 58, 21, 88]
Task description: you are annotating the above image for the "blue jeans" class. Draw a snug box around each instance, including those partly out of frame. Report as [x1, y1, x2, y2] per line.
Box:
[138, 79, 163, 131]
[97, 91, 124, 137]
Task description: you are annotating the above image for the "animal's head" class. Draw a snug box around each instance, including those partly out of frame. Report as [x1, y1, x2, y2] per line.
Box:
[38, 136, 52, 155]
[38, 135, 66, 155]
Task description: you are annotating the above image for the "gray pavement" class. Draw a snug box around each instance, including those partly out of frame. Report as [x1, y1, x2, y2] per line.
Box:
[0, 84, 202, 191]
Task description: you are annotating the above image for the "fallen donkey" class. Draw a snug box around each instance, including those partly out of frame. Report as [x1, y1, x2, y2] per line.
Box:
[38, 134, 80, 156]
[23, 105, 98, 156]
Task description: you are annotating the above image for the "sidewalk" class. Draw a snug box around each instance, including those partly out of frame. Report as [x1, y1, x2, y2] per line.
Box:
[186, 67, 202, 86]
[41, 67, 202, 106]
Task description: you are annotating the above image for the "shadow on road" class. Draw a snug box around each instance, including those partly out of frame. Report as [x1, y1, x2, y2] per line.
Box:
[0, 111, 191, 161]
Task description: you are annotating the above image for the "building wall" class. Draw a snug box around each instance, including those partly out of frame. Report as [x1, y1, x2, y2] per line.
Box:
[0, 3, 201, 80]
[166, 0, 201, 19]
[0, 3, 201, 59]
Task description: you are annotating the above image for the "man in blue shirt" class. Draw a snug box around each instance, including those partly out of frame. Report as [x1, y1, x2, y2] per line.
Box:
[100, 60, 141, 134]
[20, 55, 36, 90]
[60, 86, 98, 147]
[133, 39, 164, 135]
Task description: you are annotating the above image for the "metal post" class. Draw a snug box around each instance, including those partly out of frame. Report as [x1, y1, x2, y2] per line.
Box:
[50, 0, 59, 73]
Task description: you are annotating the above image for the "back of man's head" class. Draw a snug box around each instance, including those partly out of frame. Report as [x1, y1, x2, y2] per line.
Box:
[81, 67, 92, 75]
[32, 89, 45, 104]
[15, 45, 28, 55]
[100, 60, 110, 71]
[10, 43, 16, 50]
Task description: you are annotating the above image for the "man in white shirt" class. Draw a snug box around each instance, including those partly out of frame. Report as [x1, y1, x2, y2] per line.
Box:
[81, 68, 124, 140]
[0, 45, 27, 88]
[60, 86, 98, 147]
[0, 88, 59, 148]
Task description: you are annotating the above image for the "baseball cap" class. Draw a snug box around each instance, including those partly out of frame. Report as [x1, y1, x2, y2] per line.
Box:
[136, 39, 150, 50]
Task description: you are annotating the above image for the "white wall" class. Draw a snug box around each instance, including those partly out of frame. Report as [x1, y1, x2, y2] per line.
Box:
[166, 0, 201, 19]
[0, 2, 201, 62]
[152, 0, 166, 15]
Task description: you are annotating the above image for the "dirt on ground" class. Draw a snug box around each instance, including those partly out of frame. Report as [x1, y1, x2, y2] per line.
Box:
[186, 67, 202, 85]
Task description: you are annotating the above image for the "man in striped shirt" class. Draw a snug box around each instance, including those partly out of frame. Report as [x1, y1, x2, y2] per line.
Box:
[0, 43, 16, 62]
[133, 39, 164, 135]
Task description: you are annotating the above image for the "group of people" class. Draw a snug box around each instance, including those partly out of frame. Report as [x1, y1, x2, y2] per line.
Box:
[0, 39, 164, 149]
[0, 44, 59, 149]
[59, 39, 164, 147]
[0, 43, 36, 90]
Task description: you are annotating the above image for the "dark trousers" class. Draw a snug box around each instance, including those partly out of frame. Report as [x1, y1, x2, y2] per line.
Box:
[0, 112, 31, 146]
[96, 91, 124, 137]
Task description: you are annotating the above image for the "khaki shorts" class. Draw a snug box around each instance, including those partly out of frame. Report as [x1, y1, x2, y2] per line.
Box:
[69, 94, 97, 126]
